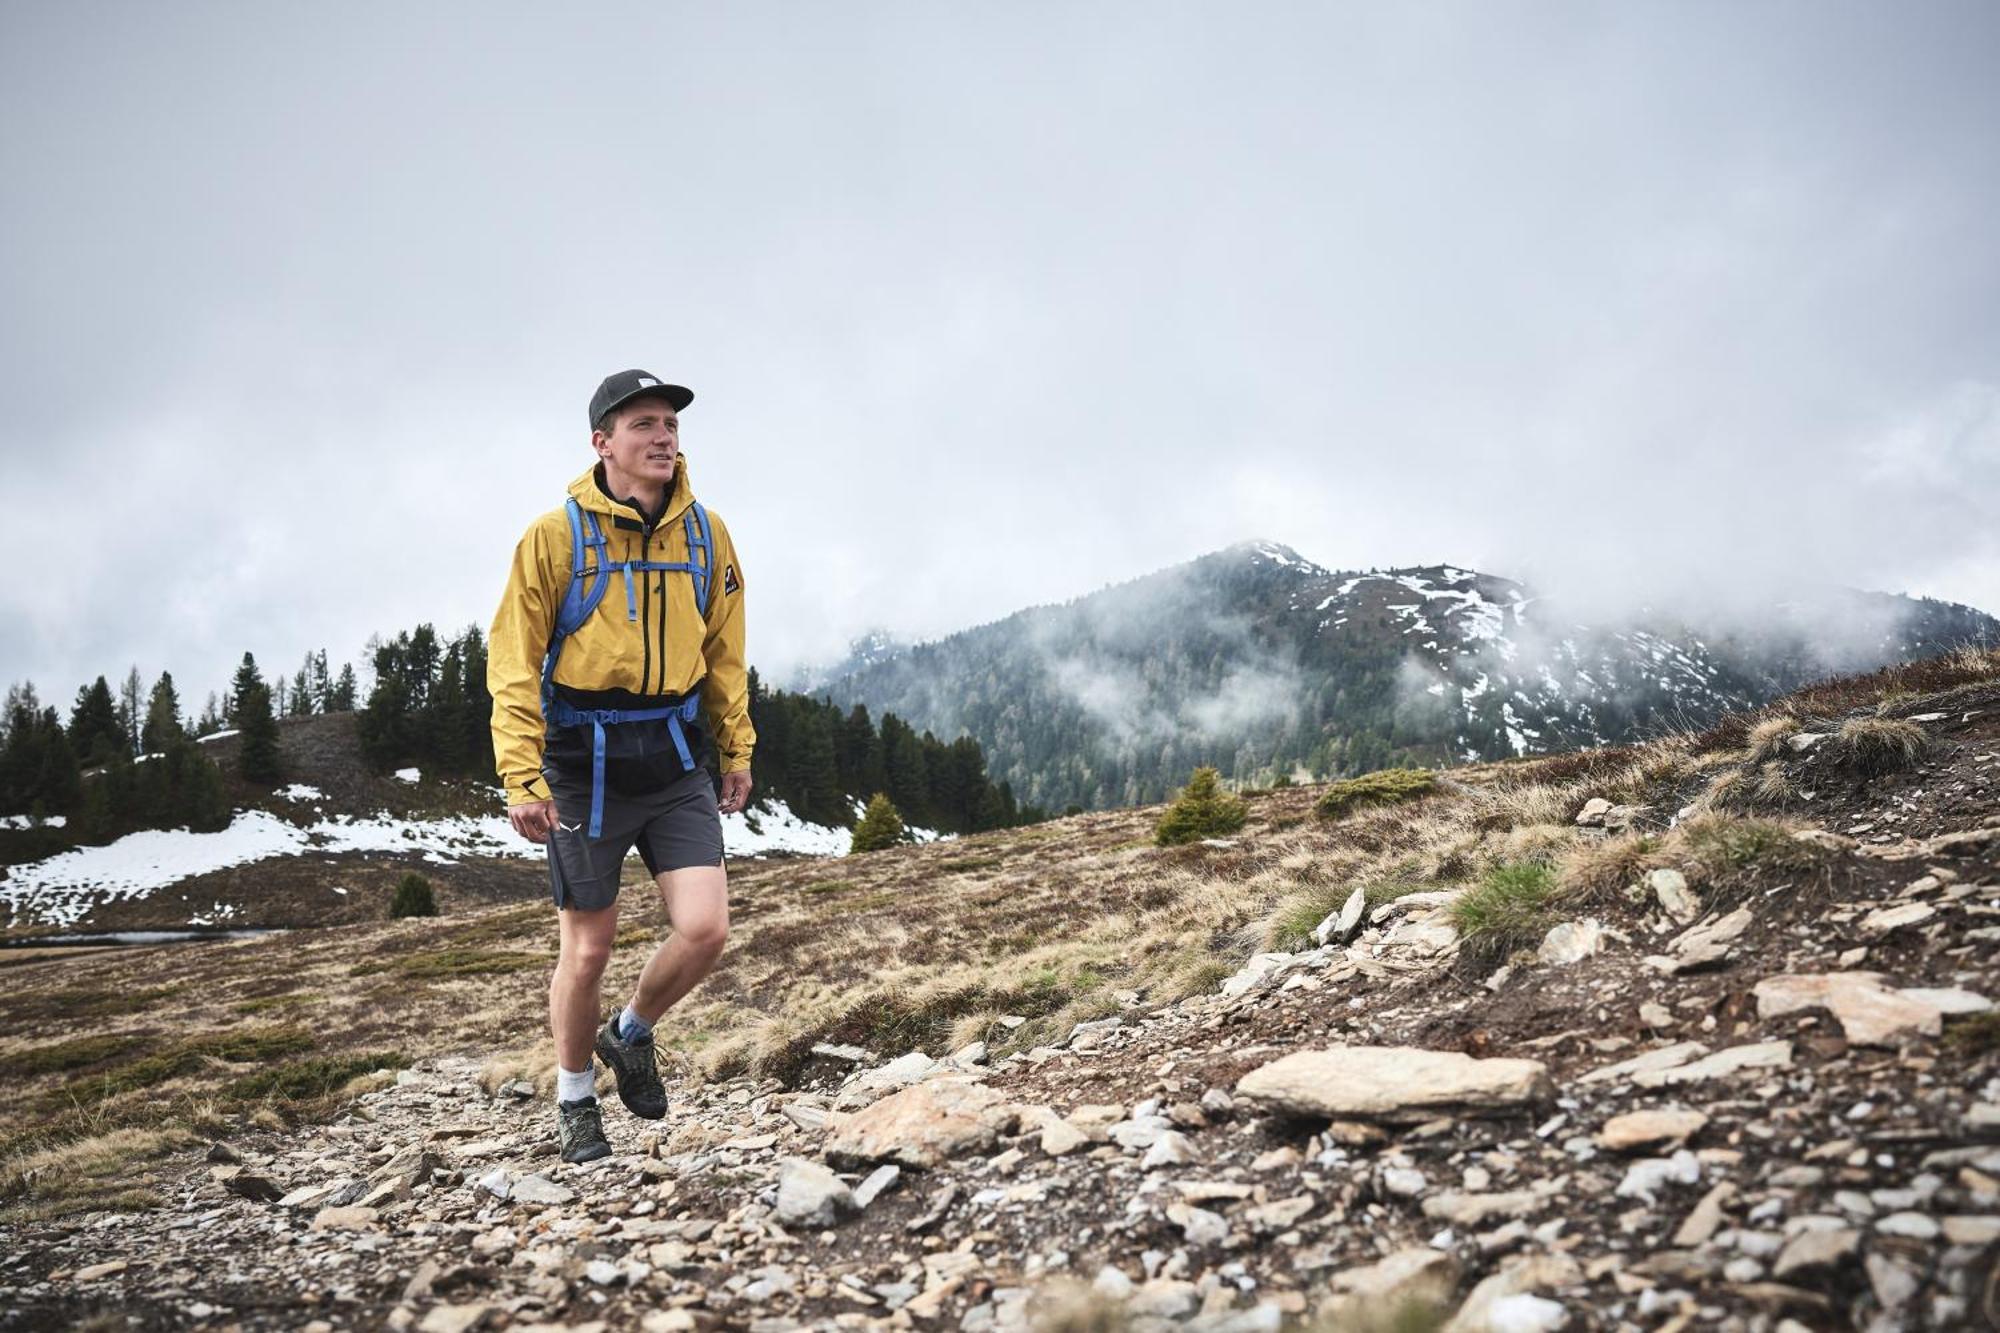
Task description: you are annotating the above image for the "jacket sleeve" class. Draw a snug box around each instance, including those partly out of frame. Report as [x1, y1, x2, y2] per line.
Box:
[488, 515, 561, 806]
[699, 512, 756, 774]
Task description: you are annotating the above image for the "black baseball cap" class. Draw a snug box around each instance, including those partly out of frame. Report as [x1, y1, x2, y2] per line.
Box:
[589, 370, 693, 429]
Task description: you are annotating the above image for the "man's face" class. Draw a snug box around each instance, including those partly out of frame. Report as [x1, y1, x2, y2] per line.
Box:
[593, 396, 680, 488]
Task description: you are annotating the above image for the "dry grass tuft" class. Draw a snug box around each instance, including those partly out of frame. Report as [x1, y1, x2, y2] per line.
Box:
[1745, 714, 1801, 764]
[1666, 812, 1830, 894]
[1557, 832, 1660, 904]
[1, 1126, 191, 1221]
[1831, 716, 1930, 776]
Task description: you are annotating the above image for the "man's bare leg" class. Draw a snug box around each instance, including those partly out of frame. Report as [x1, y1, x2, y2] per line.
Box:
[551, 902, 620, 1075]
[628, 863, 730, 1024]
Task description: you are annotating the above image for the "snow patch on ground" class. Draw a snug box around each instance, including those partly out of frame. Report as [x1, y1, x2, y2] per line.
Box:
[1, 795, 936, 927]
[278, 784, 324, 802]
[393, 768, 422, 784]
[0, 815, 66, 830]
[196, 729, 238, 744]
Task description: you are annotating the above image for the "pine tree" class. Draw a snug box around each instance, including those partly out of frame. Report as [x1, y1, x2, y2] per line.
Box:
[1154, 766, 1248, 846]
[330, 664, 358, 712]
[118, 666, 143, 755]
[69, 677, 123, 767]
[310, 650, 333, 712]
[235, 656, 282, 785]
[142, 671, 185, 754]
[228, 653, 265, 725]
[197, 692, 224, 736]
[849, 792, 906, 853]
[290, 663, 312, 716]
[1, 685, 80, 815]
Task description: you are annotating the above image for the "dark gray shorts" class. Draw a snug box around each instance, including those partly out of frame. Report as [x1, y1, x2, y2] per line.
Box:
[544, 763, 724, 911]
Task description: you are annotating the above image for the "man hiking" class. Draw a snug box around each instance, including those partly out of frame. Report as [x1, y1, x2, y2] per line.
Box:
[488, 369, 755, 1163]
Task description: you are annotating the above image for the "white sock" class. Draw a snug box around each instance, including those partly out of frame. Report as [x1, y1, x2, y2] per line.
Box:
[556, 1064, 596, 1104]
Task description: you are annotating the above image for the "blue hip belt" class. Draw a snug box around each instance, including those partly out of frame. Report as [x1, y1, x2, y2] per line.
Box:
[545, 693, 703, 838]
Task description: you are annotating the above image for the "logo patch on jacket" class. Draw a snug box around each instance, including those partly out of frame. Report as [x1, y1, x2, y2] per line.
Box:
[723, 562, 741, 594]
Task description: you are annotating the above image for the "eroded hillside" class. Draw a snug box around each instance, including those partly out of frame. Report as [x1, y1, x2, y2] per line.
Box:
[2, 648, 1997, 1331]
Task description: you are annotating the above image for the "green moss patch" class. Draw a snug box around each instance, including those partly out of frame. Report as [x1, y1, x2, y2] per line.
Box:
[227, 1051, 409, 1103]
[67, 1026, 314, 1103]
[15, 1035, 141, 1077]
[351, 948, 545, 979]
[1315, 768, 1438, 821]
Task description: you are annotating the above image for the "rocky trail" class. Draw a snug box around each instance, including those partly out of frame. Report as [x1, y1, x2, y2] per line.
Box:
[5, 669, 2000, 1332]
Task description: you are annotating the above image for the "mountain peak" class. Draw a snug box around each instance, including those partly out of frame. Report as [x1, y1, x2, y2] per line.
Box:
[1218, 539, 1328, 576]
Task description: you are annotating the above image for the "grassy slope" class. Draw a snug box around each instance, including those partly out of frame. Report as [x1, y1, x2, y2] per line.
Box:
[4, 643, 1998, 1221]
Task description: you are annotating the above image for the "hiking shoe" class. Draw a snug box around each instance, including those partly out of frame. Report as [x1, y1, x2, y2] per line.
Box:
[557, 1096, 612, 1163]
[594, 1016, 668, 1120]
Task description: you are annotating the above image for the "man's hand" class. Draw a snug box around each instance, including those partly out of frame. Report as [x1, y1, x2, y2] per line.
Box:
[509, 799, 557, 844]
[718, 769, 753, 815]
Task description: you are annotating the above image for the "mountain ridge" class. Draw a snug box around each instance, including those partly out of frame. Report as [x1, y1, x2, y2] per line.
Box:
[805, 540, 1999, 811]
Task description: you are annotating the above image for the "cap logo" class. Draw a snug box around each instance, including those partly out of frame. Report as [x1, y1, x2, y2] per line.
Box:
[637, 377, 659, 387]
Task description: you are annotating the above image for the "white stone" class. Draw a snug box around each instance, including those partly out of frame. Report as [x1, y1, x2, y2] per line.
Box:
[1141, 1131, 1195, 1169]
[1614, 1150, 1701, 1203]
[508, 1174, 574, 1206]
[1648, 869, 1699, 924]
[774, 1157, 855, 1228]
[1536, 919, 1604, 966]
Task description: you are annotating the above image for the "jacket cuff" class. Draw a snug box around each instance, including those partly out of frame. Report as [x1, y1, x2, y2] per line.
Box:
[506, 774, 551, 806]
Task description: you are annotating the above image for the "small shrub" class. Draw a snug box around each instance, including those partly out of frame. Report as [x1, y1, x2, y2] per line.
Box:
[1155, 767, 1248, 846]
[850, 793, 906, 853]
[1831, 716, 1929, 776]
[390, 873, 437, 918]
[1315, 768, 1438, 821]
[1450, 861, 1558, 965]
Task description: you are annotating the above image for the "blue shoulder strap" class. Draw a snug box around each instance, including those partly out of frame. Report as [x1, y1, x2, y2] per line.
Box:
[683, 501, 714, 617]
[542, 498, 612, 699]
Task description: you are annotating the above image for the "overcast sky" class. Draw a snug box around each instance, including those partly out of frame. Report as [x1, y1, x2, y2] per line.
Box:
[4, 2, 1997, 712]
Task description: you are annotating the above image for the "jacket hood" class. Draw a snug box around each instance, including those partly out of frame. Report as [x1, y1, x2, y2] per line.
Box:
[567, 455, 698, 527]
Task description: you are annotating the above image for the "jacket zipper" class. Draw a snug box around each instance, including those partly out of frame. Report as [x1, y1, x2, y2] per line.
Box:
[638, 524, 654, 695]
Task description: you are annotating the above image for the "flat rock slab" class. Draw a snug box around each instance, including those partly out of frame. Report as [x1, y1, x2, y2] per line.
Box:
[1598, 1108, 1709, 1152]
[1752, 972, 1945, 1047]
[1631, 1041, 1793, 1089]
[825, 1078, 1013, 1169]
[1234, 1046, 1551, 1121]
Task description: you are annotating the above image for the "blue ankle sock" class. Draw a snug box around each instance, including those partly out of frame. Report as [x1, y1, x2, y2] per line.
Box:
[618, 1004, 653, 1043]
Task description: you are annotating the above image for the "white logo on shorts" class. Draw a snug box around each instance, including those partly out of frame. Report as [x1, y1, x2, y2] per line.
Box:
[559, 821, 582, 833]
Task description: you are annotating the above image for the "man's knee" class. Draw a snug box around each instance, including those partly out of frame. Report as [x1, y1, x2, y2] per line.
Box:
[678, 913, 728, 957]
[557, 924, 615, 981]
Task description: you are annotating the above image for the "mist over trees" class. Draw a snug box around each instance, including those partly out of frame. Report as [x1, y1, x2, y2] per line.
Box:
[746, 669, 1041, 833]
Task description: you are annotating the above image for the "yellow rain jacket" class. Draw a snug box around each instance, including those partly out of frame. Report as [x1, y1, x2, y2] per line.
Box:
[488, 457, 754, 807]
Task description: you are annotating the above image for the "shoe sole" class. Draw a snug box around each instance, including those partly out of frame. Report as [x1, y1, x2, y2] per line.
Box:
[563, 1141, 613, 1164]
[595, 1030, 669, 1121]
